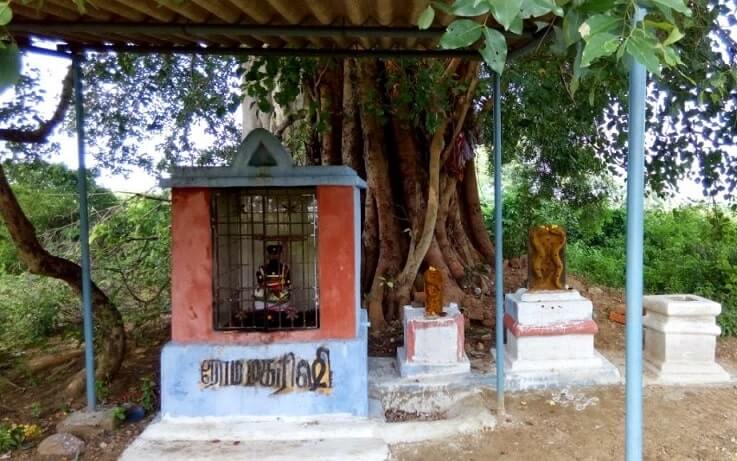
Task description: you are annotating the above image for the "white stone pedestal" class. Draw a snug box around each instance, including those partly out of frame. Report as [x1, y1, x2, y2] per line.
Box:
[396, 304, 470, 378]
[497, 289, 621, 390]
[644, 294, 731, 384]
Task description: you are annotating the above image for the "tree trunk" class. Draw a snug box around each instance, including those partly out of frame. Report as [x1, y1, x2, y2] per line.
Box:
[434, 176, 466, 281]
[462, 160, 495, 262]
[341, 59, 365, 177]
[0, 163, 126, 397]
[361, 190, 379, 295]
[318, 61, 343, 166]
[394, 117, 448, 308]
[357, 60, 404, 328]
[261, 57, 496, 332]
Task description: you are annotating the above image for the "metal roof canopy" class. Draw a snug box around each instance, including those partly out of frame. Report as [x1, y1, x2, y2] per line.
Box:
[8, 0, 547, 55]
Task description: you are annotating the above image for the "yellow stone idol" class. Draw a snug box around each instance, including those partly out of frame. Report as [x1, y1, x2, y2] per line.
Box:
[528, 224, 566, 291]
[424, 266, 444, 316]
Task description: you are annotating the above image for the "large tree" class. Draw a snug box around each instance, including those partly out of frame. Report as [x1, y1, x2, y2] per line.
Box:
[239, 0, 736, 328]
[0, 67, 126, 396]
[242, 56, 496, 329]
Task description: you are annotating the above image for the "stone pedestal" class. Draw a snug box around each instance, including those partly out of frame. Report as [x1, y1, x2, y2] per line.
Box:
[498, 289, 620, 390]
[396, 304, 470, 377]
[644, 294, 731, 384]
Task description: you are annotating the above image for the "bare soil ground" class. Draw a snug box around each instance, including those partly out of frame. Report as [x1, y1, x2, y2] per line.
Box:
[395, 275, 737, 461]
[2, 269, 737, 460]
[394, 382, 737, 461]
[0, 328, 167, 461]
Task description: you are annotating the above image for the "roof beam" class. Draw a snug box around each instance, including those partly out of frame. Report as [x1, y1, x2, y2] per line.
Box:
[9, 23, 448, 40]
[55, 43, 481, 59]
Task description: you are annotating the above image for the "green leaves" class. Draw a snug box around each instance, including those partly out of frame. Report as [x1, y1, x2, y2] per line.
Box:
[580, 32, 620, 68]
[0, 44, 21, 95]
[0, 1, 19, 94]
[520, 0, 563, 18]
[427, 0, 693, 88]
[488, 0, 561, 31]
[439, 19, 483, 49]
[577, 14, 622, 68]
[663, 27, 685, 46]
[0, 2, 11, 26]
[449, 0, 489, 16]
[562, 10, 582, 46]
[488, 0, 522, 30]
[480, 26, 507, 75]
[577, 0, 617, 15]
[578, 14, 621, 39]
[626, 28, 661, 76]
[418, 6, 435, 29]
[650, 0, 691, 16]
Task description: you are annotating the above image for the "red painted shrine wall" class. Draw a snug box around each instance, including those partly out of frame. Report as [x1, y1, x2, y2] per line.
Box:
[171, 188, 213, 342]
[170, 186, 357, 343]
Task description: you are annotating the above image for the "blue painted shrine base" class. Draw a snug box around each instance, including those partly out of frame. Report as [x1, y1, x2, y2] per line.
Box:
[161, 324, 368, 418]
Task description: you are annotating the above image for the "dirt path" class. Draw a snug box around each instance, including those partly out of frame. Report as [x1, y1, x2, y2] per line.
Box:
[393, 384, 737, 461]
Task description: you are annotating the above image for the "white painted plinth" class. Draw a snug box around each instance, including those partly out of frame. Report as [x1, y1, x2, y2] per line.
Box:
[506, 334, 600, 367]
[397, 304, 470, 378]
[644, 294, 731, 384]
[506, 288, 594, 325]
[499, 289, 621, 390]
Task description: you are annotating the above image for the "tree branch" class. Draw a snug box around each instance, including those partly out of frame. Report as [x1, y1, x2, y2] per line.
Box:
[442, 63, 480, 162]
[275, 112, 297, 139]
[117, 191, 171, 202]
[0, 162, 126, 395]
[0, 66, 74, 143]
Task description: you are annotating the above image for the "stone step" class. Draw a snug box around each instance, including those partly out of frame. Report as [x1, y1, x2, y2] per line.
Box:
[136, 416, 380, 443]
[120, 437, 390, 461]
[119, 392, 496, 460]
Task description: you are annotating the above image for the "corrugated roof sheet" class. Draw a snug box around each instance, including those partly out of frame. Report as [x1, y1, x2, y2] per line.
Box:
[8, 0, 546, 53]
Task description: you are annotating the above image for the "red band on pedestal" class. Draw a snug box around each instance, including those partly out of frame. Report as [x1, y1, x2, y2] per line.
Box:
[503, 313, 598, 337]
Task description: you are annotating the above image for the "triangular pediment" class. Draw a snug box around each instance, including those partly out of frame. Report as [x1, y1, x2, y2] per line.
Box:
[164, 126, 367, 189]
[232, 128, 293, 170]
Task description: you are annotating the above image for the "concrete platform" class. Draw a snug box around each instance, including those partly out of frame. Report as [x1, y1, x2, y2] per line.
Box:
[590, 349, 736, 387]
[644, 360, 732, 385]
[493, 349, 623, 391]
[396, 346, 470, 378]
[122, 437, 389, 461]
[119, 391, 496, 461]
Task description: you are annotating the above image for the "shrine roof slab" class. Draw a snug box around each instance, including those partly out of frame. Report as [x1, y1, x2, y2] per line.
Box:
[162, 128, 367, 189]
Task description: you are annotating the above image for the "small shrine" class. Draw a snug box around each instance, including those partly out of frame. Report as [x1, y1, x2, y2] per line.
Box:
[159, 128, 368, 418]
[499, 225, 620, 389]
[396, 266, 471, 377]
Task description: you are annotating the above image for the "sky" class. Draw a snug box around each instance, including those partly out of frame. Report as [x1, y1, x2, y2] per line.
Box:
[0, 43, 731, 204]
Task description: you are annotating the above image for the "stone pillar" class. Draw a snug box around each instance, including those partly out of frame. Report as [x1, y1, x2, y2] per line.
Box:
[644, 294, 730, 384]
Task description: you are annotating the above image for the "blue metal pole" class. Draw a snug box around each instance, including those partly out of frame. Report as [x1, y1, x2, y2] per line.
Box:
[625, 6, 647, 460]
[493, 71, 505, 414]
[73, 53, 97, 412]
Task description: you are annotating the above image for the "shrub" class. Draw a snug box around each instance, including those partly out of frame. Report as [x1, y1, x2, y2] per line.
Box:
[0, 423, 41, 453]
[0, 424, 24, 453]
[0, 274, 78, 351]
[564, 205, 737, 336]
